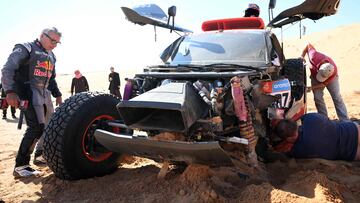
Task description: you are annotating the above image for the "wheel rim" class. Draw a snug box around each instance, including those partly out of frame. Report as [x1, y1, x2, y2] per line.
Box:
[82, 115, 119, 162]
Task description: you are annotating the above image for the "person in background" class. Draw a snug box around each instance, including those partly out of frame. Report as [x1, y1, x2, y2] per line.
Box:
[301, 43, 348, 120]
[244, 3, 260, 17]
[71, 70, 89, 96]
[273, 113, 360, 161]
[123, 78, 134, 101]
[108, 66, 122, 99]
[1, 27, 63, 178]
[1, 83, 16, 119]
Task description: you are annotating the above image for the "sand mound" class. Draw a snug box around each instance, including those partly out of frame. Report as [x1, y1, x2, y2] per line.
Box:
[237, 170, 343, 202]
[180, 164, 212, 185]
[282, 170, 343, 202]
[238, 183, 303, 202]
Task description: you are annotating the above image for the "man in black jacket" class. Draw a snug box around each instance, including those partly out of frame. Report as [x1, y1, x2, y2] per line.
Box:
[108, 66, 122, 99]
[71, 70, 89, 95]
[1, 27, 63, 177]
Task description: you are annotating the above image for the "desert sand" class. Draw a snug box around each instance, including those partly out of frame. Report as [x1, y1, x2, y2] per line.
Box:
[1, 23, 360, 203]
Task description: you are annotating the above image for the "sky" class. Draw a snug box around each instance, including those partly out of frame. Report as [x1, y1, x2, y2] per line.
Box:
[0, 0, 359, 75]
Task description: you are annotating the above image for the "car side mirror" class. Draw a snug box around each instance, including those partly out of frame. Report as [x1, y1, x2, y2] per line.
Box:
[268, 0, 277, 22]
[168, 6, 176, 17]
[269, 0, 277, 9]
[167, 6, 177, 33]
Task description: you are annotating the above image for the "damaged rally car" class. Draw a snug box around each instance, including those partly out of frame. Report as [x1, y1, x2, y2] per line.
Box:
[43, 0, 341, 180]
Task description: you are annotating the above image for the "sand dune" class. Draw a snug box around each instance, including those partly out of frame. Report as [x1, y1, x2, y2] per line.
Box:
[284, 23, 360, 93]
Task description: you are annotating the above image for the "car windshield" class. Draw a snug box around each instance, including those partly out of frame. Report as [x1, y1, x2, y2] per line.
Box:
[164, 30, 269, 67]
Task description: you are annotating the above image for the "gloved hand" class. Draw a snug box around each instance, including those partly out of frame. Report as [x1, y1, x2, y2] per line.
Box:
[56, 96, 63, 106]
[6, 92, 20, 108]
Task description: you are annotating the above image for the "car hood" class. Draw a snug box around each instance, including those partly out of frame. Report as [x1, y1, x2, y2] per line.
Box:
[268, 0, 341, 28]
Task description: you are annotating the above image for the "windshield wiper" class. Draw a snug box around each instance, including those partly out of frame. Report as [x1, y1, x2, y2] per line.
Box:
[204, 63, 260, 71]
[149, 63, 260, 72]
[148, 64, 206, 72]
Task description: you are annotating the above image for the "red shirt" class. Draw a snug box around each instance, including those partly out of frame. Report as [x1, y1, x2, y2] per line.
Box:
[307, 46, 338, 83]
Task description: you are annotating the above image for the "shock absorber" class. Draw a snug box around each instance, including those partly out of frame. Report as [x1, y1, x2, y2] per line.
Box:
[239, 100, 258, 167]
[231, 76, 258, 167]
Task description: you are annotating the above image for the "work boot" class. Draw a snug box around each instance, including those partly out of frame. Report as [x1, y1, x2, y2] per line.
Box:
[12, 114, 17, 119]
[13, 165, 42, 178]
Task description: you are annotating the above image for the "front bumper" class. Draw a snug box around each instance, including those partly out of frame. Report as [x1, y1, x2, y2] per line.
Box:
[94, 129, 234, 166]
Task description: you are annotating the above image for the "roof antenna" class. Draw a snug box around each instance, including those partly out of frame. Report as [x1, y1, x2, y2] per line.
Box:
[167, 6, 176, 33]
[303, 25, 306, 36]
[299, 20, 302, 39]
[154, 25, 157, 41]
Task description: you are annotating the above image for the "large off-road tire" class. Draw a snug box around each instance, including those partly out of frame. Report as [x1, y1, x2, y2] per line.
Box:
[44, 92, 123, 180]
[283, 58, 306, 101]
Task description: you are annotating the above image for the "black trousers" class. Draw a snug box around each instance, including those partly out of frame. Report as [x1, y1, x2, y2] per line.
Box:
[110, 88, 122, 99]
[3, 106, 16, 116]
[15, 104, 44, 167]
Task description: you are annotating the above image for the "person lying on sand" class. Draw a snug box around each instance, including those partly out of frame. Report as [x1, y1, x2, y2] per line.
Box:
[273, 113, 360, 161]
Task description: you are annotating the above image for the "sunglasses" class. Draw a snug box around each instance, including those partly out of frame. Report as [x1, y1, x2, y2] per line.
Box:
[44, 33, 61, 45]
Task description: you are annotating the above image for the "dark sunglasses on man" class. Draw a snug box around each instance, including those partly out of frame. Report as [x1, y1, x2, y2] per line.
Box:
[44, 33, 61, 45]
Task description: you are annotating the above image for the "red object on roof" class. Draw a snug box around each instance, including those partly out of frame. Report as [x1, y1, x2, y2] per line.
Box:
[202, 17, 265, 32]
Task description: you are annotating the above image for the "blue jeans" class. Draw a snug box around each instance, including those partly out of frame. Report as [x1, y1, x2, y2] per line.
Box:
[311, 75, 349, 120]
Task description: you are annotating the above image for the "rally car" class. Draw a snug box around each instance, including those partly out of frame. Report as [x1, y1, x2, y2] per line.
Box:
[43, 0, 341, 180]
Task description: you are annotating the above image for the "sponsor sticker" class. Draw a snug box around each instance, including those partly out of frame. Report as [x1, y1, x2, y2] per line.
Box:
[13, 48, 22, 53]
[272, 79, 291, 93]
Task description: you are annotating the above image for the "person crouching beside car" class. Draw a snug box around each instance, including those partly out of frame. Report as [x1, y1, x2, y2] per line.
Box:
[301, 43, 348, 121]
